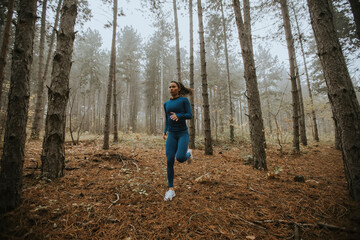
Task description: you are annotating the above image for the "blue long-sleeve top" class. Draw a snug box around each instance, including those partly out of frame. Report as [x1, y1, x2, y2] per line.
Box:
[164, 97, 193, 133]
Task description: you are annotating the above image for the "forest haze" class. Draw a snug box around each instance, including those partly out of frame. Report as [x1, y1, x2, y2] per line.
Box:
[0, 0, 359, 239]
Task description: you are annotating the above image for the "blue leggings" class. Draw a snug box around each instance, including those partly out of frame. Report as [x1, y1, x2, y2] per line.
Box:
[166, 130, 190, 188]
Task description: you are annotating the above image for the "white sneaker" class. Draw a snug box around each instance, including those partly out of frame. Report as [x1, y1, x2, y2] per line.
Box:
[164, 189, 176, 201]
[187, 149, 193, 164]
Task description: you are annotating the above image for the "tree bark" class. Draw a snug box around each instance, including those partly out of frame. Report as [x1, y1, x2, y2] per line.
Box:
[280, 0, 300, 153]
[129, 76, 137, 132]
[173, 0, 181, 82]
[307, 0, 360, 201]
[112, 0, 118, 142]
[197, 0, 213, 155]
[220, 0, 234, 142]
[30, 0, 48, 140]
[0, 0, 37, 213]
[295, 56, 308, 146]
[103, 0, 117, 149]
[30, 0, 62, 140]
[334, 117, 341, 150]
[233, 0, 267, 169]
[113, 68, 118, 142]
[0, 0, 15, 109]
[292, 3, 319, 142]
[160, 54, 164, 133]
[189, 0, 195, 149]
[266, 88, 272, 134]
[41, 0, 77, 179]
[348, 0, 360, 39]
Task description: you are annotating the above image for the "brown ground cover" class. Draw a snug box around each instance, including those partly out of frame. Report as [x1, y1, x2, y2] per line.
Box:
[0, 134, 359, 239]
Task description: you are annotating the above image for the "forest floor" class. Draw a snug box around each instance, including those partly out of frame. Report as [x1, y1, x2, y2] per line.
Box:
[0, 133, 359, 240]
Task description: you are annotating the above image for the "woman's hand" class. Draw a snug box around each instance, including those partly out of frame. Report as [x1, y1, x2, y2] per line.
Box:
[170, 112, 178, 121]
[163, 133, 167, 140]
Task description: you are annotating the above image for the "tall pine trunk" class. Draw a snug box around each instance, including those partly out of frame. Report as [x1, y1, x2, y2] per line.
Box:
[280, 0, 300, 153]
[232, 0, 267, 170]
[0, 0, 15, 109]
[112, 0, 118, 142]
[220, 0, 234, 143]
[197, 0, 213, 155]
[307, 0, 360, 201]
[173, 0, 181, 82]
[41, 0, 77, 179]
[189, 0, 195, 149]
[334, 117, 341, 150]
[160, 54, 164, 132]
[295, 56, 307, 146]
[0, 0, 37, 213]
[348, 0, 360, 39]
[266, 88, 272, 134]
[113, 67, 118, 142]
[30, 0, 48, 140]
[292, 3, 319, 142]
[31, 0, 62, 140]
[103, 0, 117, 149]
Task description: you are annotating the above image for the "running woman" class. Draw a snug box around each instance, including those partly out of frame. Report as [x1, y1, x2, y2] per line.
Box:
[163, 81, 194, 201]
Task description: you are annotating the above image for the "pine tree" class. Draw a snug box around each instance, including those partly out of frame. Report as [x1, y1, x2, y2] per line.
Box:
[0, 0, 15, 109]
[232, 0, 267, 169]
[30, 0, 63, 140]
[219, 0, 234, 142]
[103, 0, 118, 149]
[279, 0, 301, 152]
[30, 0, 48, 140]
[0, 0, 38, 213]
[41, 0, 78, 179]
[307, 0, 360, 200]
[173, 0, 181, 82]
[189, 0, 196, 149]
[198, 0, 213, 155]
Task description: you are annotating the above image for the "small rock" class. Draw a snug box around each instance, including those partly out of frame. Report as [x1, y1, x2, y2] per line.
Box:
[294, 175, 305, 183]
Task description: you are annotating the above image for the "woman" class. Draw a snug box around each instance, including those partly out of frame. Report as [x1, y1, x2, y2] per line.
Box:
[163, 81, 194, 201]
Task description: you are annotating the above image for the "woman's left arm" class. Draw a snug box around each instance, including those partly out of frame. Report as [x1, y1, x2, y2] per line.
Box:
[176, 98, 193, 119]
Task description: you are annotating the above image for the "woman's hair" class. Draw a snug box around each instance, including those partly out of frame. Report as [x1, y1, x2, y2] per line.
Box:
[171, 81, 194, 97]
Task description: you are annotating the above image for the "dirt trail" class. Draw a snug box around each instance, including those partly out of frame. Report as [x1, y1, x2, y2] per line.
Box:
[1, 137, 359, 239]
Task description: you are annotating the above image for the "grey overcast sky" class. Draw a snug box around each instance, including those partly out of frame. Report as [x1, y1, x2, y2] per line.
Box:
[82, 0, 288, 61]
[81, 0, 359, 81]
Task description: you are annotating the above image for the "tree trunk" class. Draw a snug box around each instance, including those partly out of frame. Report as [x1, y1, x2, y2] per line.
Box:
[129, 78, 137, 132]
[292, 3, 319, 142]
[113, 71, 118, 142]
[197, 0, 213, 155]
[266, 89, 272, 134]
[189, 0, 195, 149]
[0, 0, 37, 213]
[30, 0, 48, 140]
[112, 0, 118, 142]
[233, 0, 267, 169]
[334, 117, 341, 150]
[307, 0, 360, 201]
[295, 56, 307, 146]
[239, 97, 243, 132]
[280, 0, 300, 153]
[160, 54, 164, 132]
[348, 0, 360, 39]
[31, 0, 62, 140]
[41, 0, 77, 179]
[173, 0, 181, 82]
[103, 0, 117, 149]
[220, 0, 234, 143]
[0, 0, 15, 110]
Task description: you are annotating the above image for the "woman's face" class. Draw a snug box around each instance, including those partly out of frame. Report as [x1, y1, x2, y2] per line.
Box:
[169, 82, 180, 96]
